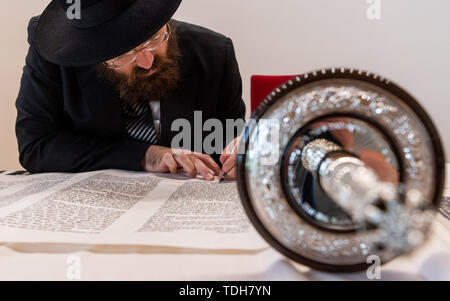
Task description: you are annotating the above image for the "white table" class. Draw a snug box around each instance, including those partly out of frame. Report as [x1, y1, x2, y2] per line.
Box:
[0, 210, 448, 281]
[0, 166, 449, 281]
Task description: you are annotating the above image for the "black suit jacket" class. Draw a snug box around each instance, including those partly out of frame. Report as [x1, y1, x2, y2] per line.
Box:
[16, 18, 246, 173]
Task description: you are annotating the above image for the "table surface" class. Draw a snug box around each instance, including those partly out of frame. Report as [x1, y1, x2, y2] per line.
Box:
[0, 167, 449, 281]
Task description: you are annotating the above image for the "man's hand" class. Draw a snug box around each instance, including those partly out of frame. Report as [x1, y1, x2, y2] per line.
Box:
[219, 137, 239, 181]
[142, 145, 221, 181]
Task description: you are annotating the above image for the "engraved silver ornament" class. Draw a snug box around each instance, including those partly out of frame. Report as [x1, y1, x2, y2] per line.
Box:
[236, 68, 445, 272]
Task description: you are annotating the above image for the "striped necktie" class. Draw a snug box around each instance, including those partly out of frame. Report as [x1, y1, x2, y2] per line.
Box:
[121, 101, 158, 144]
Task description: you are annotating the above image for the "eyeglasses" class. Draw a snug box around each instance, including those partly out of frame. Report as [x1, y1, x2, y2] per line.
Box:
[104, 23, 171, 69]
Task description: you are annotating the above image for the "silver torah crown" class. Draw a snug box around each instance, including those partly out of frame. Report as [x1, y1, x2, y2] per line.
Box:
[236, 68, 445, 272]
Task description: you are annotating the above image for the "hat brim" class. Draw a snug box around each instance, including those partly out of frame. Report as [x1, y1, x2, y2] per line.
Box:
[35, 0, 182, 66]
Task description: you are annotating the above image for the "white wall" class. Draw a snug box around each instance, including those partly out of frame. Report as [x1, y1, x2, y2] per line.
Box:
[0, 1, 50, 170]
[1, 0, 449, 170]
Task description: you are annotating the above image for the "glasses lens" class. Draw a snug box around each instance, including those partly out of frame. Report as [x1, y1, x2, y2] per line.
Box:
[145, 28, 169, 51]
[112, 52, 136, 68]
[108, 25, 170, 69]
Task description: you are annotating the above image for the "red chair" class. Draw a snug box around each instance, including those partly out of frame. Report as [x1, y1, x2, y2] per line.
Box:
[251, 75, 299, 112]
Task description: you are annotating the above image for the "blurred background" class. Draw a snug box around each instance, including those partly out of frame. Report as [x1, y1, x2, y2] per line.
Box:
[0, 0, 449, 170]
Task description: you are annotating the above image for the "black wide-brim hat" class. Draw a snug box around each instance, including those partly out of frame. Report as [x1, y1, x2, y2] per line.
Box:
[35, 0, 182, 67]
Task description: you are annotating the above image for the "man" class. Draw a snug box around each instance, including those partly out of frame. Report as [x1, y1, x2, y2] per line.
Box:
[15, 0, 245, 181]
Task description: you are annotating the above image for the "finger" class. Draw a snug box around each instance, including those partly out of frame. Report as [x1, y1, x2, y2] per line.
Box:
[224, 139, 238, 154]
[192, 157, 215, 181]
[225, 167, 236, 181]
[172, 148, 193, 156]
[221, 138, 239, 163]
[220, 152, 231, 165]
[197, 154, 221, 175]
[173, 154, 197, 178]
[162, 153, 178, 174]
[222, 154, 237, 174]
